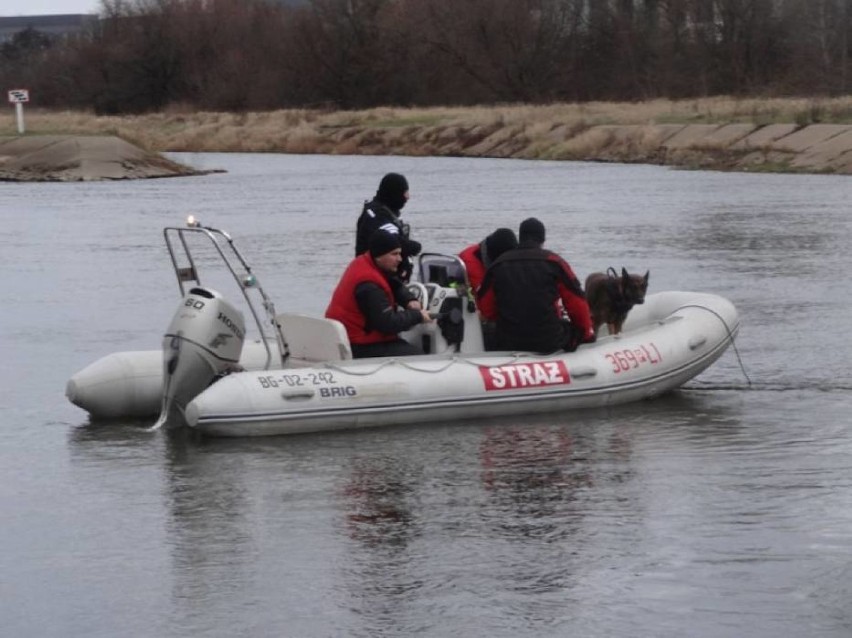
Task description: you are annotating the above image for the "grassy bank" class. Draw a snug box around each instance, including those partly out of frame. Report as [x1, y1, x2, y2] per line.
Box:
[3, 97, 852, 172]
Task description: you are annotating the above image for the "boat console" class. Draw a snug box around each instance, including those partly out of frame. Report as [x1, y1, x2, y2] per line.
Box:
[403, 253, 484, 354]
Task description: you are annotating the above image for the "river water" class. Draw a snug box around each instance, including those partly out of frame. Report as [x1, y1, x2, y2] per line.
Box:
[2, 153, 851, 637]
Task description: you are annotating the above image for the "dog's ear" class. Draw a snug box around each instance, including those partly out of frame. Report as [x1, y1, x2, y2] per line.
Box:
[621, 267, 629, 281]
[643, 270, 650, 285]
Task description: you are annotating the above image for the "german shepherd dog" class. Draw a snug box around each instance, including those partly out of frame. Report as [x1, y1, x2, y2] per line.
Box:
[585, 267, 650, 335]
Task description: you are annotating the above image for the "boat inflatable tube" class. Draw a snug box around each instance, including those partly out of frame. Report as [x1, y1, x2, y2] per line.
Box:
[184, 292, 739, 437]
[66, 341, 276, 420]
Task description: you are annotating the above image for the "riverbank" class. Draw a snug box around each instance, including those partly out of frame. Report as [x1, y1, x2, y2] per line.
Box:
[2, 97, 851, 175]
[0, 135, 212, 182]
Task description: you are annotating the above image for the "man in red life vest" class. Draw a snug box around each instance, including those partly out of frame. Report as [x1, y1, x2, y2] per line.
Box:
[458, 227, 518, 293]
[477, 217, 595, 353]
[326, 230, 433, 359]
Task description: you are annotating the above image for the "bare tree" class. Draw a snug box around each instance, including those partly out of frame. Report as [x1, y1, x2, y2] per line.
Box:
[4, 0, 846, 113]
[414, 0, 587, 102]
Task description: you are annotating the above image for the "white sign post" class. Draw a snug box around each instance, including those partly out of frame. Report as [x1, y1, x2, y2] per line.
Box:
[8, 89, 30, 134]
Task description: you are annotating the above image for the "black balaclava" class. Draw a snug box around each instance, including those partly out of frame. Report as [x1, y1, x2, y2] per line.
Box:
[375, 173, 409, 212]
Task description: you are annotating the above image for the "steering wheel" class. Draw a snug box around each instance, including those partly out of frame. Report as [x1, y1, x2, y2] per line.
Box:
[406, 281, 430, 307]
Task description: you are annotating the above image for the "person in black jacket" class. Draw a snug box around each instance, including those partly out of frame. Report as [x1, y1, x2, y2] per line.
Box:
[355, 173, 422, 280]
[477, 217, 595, 353]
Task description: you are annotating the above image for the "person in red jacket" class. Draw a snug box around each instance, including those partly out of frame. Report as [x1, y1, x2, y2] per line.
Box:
[326, 230, 433, 359]
[458, 227, 518, 293]
[477, 217, 595, 353]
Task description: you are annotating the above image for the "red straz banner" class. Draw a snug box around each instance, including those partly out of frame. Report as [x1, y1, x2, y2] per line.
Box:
[478, 361, 571, 391]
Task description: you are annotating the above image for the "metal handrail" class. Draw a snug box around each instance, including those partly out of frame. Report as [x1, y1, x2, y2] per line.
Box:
[162, 217, 290, 369]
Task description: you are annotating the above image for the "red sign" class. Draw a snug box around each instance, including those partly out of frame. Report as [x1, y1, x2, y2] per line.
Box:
[479, 361, 571, 391]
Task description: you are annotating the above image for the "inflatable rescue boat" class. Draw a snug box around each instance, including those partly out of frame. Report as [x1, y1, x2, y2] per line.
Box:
[66, 219, 740, 437]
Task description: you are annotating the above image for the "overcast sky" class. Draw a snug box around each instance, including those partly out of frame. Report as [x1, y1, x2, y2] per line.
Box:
[1, 0, 101, 17]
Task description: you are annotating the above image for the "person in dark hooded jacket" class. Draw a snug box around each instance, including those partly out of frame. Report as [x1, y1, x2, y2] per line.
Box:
[355, 173, 421, 280]
[477, 217, 595, 353]
[458, 227, 518, 293]
[459, 227, 519, 350]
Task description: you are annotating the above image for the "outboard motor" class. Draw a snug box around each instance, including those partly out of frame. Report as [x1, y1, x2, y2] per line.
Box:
[152, 287, 245, 429]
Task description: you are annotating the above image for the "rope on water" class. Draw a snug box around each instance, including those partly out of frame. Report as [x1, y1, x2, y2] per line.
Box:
[674, 303, 752, 387]
[685, 381, 852, 393]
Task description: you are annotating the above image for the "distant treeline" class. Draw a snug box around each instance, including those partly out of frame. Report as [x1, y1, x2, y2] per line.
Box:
[2, 0, 850, 114]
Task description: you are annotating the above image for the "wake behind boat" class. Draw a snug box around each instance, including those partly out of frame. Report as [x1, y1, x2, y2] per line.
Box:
[66, 219, 740, 437]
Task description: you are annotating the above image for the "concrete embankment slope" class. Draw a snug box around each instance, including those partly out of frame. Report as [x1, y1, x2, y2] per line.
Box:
[1, 123, 850, 178]
[0, 135, 208, 182]
[563, 122, 852, 173]
[317, 122, 852, 174]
